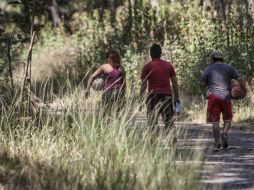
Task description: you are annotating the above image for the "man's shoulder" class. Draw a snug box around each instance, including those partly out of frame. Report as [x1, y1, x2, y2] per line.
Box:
[144, 59, 173, 68]
[158, 59, 172, 64]
[205, 63, 221, 70]
[143, 60, 156, 68]
[214, 63, 234, 70]
[145, 60, 153, 65]
[204, 63, 235, 73]
[224, 63, 234, 69]
[156, 59, 174, 69]
[143, 61, 152, 69]
[202, 65, 213, 74]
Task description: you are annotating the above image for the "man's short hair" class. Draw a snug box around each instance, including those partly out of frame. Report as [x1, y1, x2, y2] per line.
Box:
[211, 50, 224, 62]
[213, 57, 224, 62]
[150, 43, 162, 59]
[211, 50, 223, 58]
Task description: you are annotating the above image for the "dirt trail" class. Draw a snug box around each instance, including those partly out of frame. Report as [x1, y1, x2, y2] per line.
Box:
[135, 116, 254, 190]
[176, 123, 254, 190]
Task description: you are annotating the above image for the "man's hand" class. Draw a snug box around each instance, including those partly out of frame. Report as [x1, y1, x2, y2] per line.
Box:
[174, 98, 180, 106]
[171, 76, 180, 106]
[237, 77, 247, 96]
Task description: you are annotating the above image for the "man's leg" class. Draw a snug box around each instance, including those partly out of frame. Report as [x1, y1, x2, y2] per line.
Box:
[147, 109, 159, 130]
[220, 120, 231, 148]
[207, 95, 222, 149]
[147, 95, 159, 132]
[212, 122, 221, 146]
[161, 96, 174, 129]
[161, 96, 176, 145]
[221, 101, 233, 148]
[223, 120, 232, 135]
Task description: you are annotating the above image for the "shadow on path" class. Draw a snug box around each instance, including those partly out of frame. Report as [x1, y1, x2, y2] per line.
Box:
[175, 123, 254, 190]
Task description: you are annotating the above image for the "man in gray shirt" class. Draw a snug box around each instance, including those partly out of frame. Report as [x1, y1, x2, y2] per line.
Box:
[200, 50, 247, 150]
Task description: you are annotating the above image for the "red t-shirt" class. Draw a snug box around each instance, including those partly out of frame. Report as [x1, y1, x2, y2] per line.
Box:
[141, 59, 176, 95]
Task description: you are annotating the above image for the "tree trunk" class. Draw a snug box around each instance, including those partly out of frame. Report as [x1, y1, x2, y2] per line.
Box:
[199, 0, 204, 6]
[99, 1, 108, 22]
[7, 42, 14, 96]
[251, 0, 254, 20]
[49, 0, 61, 27]
[219, 0, 230, 48]
[109, 0, 116, 23]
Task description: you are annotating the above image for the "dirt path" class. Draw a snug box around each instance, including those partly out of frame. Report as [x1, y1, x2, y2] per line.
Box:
[135, 116, 254, 189]
[176, 123, 254, 190]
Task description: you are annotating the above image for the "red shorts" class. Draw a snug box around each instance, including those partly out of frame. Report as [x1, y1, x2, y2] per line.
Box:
[207, 95, 233, 123]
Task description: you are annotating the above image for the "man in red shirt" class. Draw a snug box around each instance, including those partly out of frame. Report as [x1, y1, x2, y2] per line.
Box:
[140, 43, 180, 131]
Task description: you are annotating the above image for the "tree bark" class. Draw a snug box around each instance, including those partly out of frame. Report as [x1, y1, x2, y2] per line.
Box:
[7, 26, 18, 96]
[199, 0, 204, 6]
[251, 0, 254, 20]
[7, 42, 14, 96]
[109, 0, 116, 23]
[19, 32, 36, 114]
[49, 0, 61, 27]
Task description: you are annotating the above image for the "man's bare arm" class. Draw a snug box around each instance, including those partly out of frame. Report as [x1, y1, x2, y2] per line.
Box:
[171, 76, 180, 102]
[237, 77, 247, 94]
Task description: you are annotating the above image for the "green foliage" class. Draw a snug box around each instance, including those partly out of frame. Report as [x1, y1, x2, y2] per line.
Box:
[0, 0, 45, 101]
[122, 49, 144, 92]
[65, 0, 254, 94]
[2, 0, 254, 97]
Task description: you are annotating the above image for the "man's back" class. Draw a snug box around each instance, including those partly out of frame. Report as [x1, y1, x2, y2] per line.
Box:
[141, 59, 176, 95]
[201, 62, 240, 101]
[140, 43, 180, 130]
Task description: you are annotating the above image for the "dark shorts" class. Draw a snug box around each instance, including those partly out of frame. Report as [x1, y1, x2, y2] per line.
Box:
[146, 94, 174, 128]
[207, 95, 233, 123]
[102, 88, 125, 112]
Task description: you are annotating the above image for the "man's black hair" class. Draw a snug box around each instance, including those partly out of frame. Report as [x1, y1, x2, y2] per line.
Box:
[213, 57, 224, 62]
[150, 43, 162, 59]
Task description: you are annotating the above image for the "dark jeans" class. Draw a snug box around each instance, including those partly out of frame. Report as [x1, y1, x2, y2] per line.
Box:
[146, 94, 174, 130]
[102, 88, 125, 115]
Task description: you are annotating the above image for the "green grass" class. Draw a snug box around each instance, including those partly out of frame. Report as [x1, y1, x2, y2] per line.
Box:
[0, 90, 203, 190]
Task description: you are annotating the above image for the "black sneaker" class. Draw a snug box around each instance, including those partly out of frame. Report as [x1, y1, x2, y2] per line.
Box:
[221, 134, 229, 148]
[213, 143, 221, 151]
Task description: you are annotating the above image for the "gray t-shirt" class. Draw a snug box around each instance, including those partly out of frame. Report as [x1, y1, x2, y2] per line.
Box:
[200, 62, 240, 101]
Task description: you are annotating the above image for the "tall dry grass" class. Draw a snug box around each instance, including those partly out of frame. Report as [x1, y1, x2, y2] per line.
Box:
[0, 85, 203, 190]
